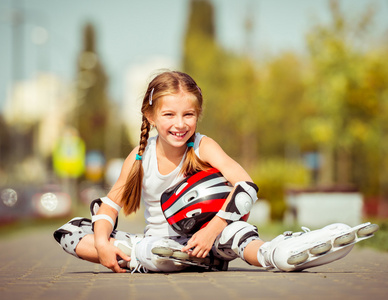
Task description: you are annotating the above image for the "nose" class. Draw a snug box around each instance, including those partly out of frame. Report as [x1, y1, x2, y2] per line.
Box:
[175, 116, 185, 129]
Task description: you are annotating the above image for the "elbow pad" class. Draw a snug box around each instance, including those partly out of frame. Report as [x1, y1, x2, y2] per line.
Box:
[90, 197, 119, 231]
[216, 181, 259, 222]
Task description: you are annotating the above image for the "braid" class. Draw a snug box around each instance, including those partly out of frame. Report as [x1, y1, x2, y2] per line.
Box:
[121, 117, 150, 215]
[138, 116, 150, 156]
[180, 134, 211, 177]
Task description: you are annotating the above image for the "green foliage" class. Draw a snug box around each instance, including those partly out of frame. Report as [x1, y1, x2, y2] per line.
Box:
[183, 0, 261, 165]
[251, 159, 310, 221]
[183, 0, 388, 202]
[303, 0, 388, 191]
[255, 52, 307, 158]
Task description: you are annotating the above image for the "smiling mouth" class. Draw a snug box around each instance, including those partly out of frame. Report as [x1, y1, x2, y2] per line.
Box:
[170, 131, 187, 138]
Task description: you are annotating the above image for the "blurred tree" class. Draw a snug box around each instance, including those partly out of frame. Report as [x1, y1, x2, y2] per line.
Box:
[74, 23, 130, 160]
[183, 0, 260, 167]
[0, 116, 12, 172]
[75, 23, 110, 153]
[182, 0, 388, 218]
[352, 48, 388, 198]
[255, 53, 307, 160]
[303, 0, 386, 192]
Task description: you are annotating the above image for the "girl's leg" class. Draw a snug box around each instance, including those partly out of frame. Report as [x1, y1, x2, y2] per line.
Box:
[241, 239, 265, 267]
[75, 234, 99, 263]
[53, 217, 94, 258]
[75, 234, 117, 263]
[213, 221, 262, 263]
[53, 217, 119, 263]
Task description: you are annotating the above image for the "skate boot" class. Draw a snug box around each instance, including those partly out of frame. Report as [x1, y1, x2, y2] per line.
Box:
[114, 235, 150, 273]
[151, 240, 229, 271]
[257, 222, 379, 272]
[115, 236, 222, 273]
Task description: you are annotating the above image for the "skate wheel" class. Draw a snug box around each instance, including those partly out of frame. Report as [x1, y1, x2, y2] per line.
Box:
[287, 252, 309, 265]
[172, 251, 190, 260]
[334, 232, 356, 247]
[310, 242, 332, 255]
[357, 224, 379, 237]
[151, 247, 173, 257]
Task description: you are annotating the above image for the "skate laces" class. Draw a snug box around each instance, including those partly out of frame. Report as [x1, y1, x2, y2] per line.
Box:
[130, 263, 148, 274]
[115, 237, 149, 274]
[129, 235, 149, 274]
[283, 226, 311, 236]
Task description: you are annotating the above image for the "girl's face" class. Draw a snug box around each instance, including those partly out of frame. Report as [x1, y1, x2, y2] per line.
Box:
[149, 91, 199, 150]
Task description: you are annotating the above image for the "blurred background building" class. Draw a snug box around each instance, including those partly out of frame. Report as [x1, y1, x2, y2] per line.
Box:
[0, 0, 388, 225]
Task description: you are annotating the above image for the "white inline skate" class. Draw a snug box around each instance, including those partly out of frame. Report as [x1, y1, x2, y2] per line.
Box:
[114, 236, 228, 273]
[151, 245, 229, 271]
[257, 222, 379, 272]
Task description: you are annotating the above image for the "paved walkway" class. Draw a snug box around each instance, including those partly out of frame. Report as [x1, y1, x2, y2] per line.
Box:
[0, 219, 387, 300]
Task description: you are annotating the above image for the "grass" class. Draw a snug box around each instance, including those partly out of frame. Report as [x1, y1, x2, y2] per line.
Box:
[0, 217, 71, 240]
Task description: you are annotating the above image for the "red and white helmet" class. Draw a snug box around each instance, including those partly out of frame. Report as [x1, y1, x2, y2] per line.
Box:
[161, 168, 249, 235]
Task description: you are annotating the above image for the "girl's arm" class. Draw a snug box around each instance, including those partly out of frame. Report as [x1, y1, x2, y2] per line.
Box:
[93, 205, 129, 273]
[181, 137, 254, 258]
[93, 147, 139, 272]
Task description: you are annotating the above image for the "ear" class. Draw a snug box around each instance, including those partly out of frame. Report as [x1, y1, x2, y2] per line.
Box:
[144, 113, 155, 127]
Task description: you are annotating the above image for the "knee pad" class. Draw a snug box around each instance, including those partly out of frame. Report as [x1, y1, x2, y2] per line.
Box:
[216, 181, 258, 223]
[53, 217, 93, 257]
[214, 221, 260, 261]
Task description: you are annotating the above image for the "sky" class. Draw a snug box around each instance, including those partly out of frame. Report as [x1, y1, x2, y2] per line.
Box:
[0, 0, 387, 110]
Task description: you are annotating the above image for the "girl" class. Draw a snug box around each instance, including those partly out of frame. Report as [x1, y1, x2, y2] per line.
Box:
[54, 71, 378, 273]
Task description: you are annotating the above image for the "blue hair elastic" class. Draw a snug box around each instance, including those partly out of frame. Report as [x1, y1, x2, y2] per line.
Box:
[135, 154, 142, 161]
[186, 142, 194, 148]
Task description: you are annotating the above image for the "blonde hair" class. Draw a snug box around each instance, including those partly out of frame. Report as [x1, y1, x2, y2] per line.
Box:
[121, 71, 210, 215]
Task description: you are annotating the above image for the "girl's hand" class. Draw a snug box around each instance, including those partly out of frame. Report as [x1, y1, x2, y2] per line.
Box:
[96, 241, 130, 273]
[181, 225, 219, 258]
[182, 215, 228, 258]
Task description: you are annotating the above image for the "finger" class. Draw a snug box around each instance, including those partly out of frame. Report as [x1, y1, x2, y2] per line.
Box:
[182, 240, 195, 252]
[197, 249, 206, 258]
[117, 249, 131, 262]
[201, 250, 209, 258]
[190, 246, 201, 257]
[181, 244, 191, 252]
[112, 262, 127, 273]
[193, 247, 210, 258]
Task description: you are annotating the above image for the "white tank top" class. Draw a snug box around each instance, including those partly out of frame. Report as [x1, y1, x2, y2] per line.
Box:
[141, 133, 204, 237]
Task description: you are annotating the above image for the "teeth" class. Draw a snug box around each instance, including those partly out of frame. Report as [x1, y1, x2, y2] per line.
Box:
[172, 132, 185, 137]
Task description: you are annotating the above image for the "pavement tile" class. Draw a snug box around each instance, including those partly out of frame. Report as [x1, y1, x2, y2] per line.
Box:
[1, 221, 388, 300]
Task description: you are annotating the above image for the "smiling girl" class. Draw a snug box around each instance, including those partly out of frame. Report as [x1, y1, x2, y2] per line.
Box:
[54, 71, 378, 273]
